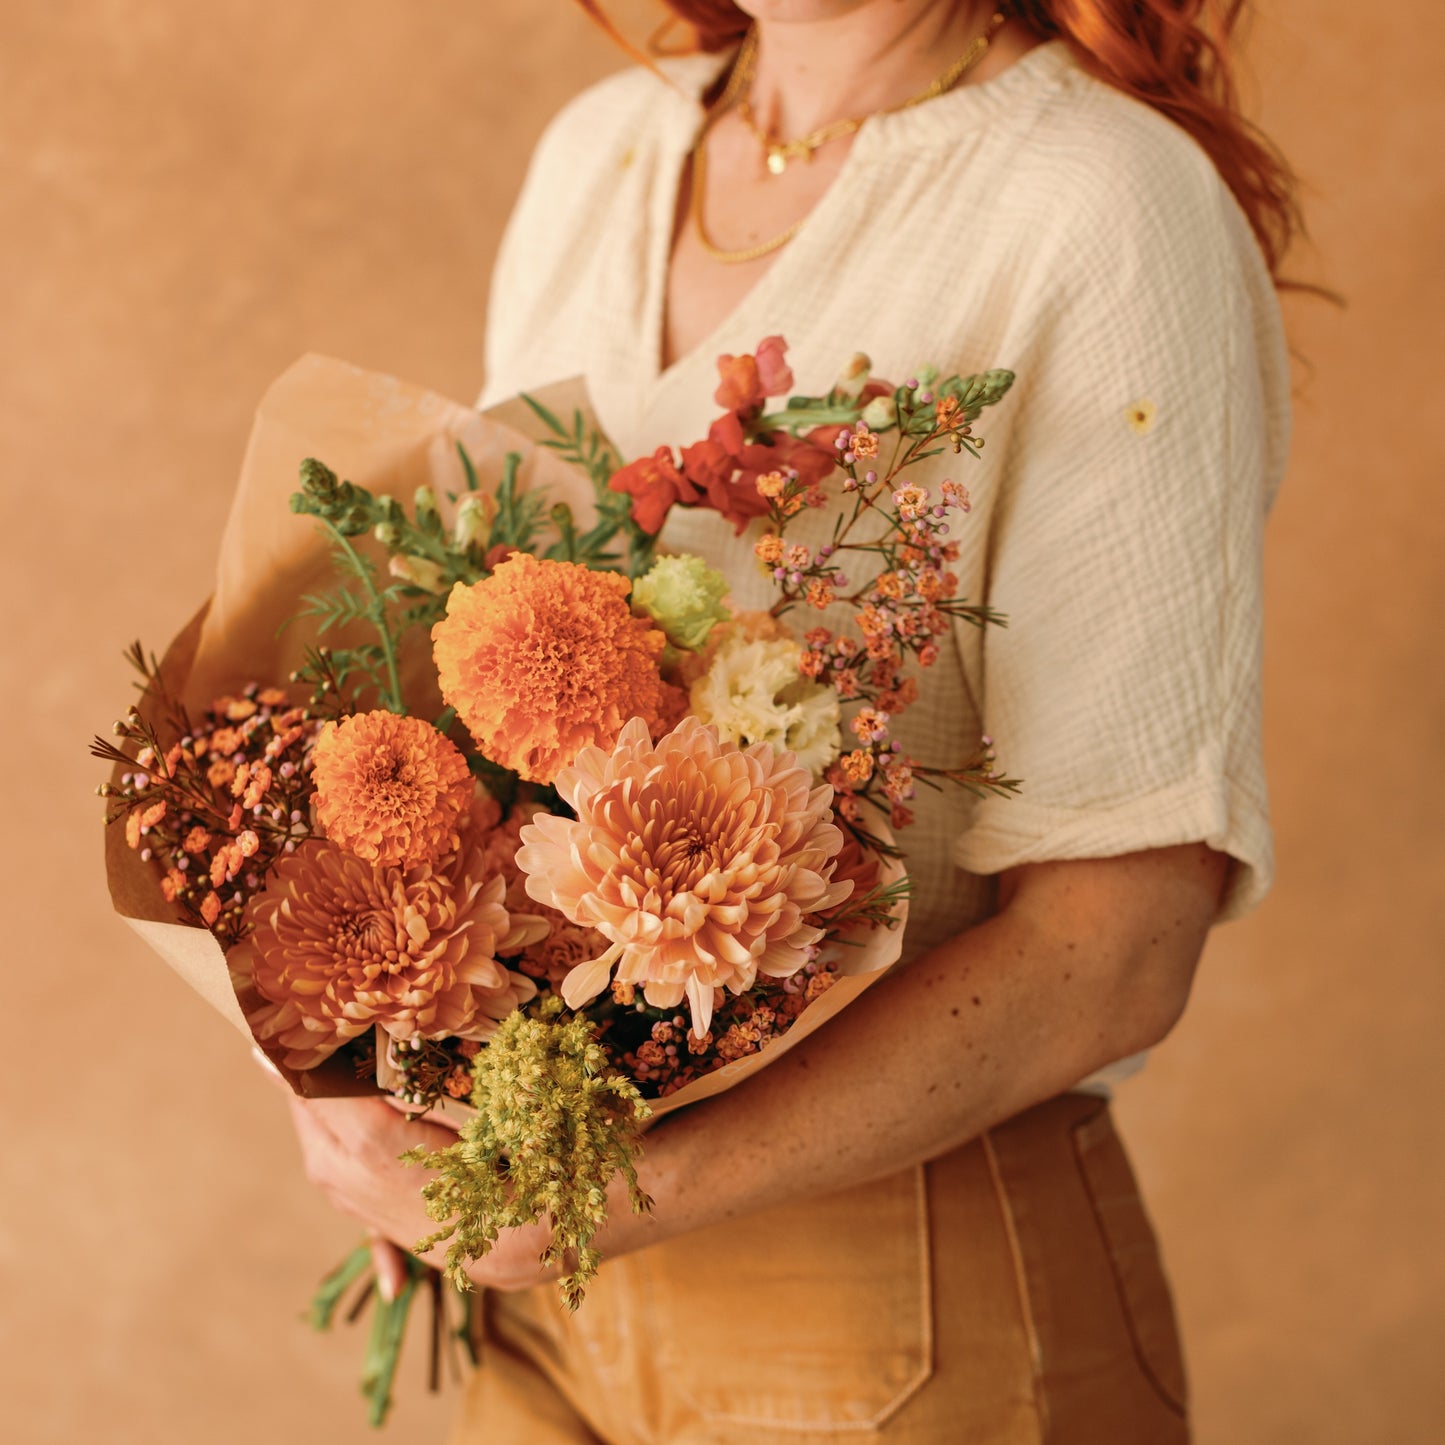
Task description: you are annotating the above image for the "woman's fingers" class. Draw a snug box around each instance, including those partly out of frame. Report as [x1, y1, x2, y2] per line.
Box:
[369, 1233, 410, 1303]
[314, 1093, 456, 1157]
[287, 1094, 341, 1176]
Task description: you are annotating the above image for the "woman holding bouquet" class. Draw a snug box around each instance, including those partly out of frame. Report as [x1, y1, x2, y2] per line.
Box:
[286, 1, 1294, 1439]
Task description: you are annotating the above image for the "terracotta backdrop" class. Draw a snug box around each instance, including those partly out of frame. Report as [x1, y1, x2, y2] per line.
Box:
[2, 2, 1440, 1441]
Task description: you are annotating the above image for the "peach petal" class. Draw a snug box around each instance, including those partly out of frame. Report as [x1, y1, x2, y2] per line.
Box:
[561, 943, 624, 1011]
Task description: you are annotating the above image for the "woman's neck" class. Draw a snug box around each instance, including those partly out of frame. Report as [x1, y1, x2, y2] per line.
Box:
[744, 2, 1034, 139]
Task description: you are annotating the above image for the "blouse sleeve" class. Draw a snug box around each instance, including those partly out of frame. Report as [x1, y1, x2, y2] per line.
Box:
[951, 136, 1291, 920]
[479, 69, 656, 411]
[479, 93, 593, 410]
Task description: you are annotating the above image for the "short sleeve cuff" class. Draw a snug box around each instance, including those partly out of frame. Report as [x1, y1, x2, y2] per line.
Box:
[952, 773, 1273, 921]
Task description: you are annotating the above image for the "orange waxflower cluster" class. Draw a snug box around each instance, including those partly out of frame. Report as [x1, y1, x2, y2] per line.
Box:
[847, 424, 879, 460]
[754, 533, 785, 567]
[931, 395, 983, 454]
[614, 966, 831, 1093]
[110, 683, 321, 944]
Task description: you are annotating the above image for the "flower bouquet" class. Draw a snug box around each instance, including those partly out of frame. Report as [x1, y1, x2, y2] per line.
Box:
[96, 340, 1017, 1423]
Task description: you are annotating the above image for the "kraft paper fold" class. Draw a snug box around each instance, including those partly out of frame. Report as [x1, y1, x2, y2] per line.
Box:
[106, 353, 908, 1115]
[186, 354, 600, 712]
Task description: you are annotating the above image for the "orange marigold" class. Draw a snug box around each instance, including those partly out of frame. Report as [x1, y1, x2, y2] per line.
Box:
[311, 710, 473, 867]
[432, 554, 677, 784]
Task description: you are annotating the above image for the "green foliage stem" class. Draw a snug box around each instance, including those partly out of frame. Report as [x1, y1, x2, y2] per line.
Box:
[520, 394, 656, 578]
[321, 518, 405, 714]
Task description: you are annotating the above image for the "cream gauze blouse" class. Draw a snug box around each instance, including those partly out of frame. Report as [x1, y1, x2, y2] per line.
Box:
[478, 40, 1290, 1088]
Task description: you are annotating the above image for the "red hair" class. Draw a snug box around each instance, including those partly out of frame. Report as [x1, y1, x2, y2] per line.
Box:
[573, 0, 1301, 284]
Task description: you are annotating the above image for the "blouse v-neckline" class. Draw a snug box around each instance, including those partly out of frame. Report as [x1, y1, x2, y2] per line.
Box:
[635, 41, 1074, 404]
[638, 49, 842, 398]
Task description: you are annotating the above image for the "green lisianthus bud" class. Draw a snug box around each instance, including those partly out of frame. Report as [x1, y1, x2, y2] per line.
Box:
[912, 364, 938, 387]
[632, 553, 731, 652]
[860, 395, 898, 430]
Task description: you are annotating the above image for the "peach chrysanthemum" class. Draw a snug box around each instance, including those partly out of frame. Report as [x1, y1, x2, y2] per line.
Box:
[311, 710, 473, 867]
[515, 716, 853, 1039]
[232, 839, 545, 1070]
[431, 554, 678, 784]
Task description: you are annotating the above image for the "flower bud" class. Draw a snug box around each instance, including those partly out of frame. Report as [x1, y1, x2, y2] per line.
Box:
[388, 553, 447, 594]
[373, 520, 403, 548]
[912, 364, 938, 387]
[412, 485, 439, 524]
[453, 494, 490, 551]
[860, 396, 898, 430]
[832, 352, 873, 403]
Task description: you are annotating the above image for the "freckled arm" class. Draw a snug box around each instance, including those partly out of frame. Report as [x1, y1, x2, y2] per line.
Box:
[591, 841, 1227, 1255]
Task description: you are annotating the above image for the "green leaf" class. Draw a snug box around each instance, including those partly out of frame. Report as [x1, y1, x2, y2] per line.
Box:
[943, 368, 1016, 421]
[457, 441, 480, 493]
[518, 392, 567, 439]
[361, 1271, 422, 1428]
[465, 751, 518, 809]
[399, 598, 447, 630]
[310, 1243, 373, 1332]
[543, 503, 579, 562]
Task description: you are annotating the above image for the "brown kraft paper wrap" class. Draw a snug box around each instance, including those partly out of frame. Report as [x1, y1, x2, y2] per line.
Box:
[104, 353, 909, 1115]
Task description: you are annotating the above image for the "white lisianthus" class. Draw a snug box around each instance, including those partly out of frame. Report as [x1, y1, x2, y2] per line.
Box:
[690, 633, 840, 776]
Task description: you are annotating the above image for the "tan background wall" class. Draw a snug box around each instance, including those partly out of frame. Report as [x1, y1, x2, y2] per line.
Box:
[2, 2, 1440, 1441]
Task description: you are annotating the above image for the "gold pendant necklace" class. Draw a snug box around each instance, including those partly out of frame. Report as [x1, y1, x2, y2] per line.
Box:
[693, 12, 1006, 264]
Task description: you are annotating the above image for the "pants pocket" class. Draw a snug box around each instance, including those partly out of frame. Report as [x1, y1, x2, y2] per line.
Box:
[1070, 1107, 1189, 1417]
[636, 1164, 934, 1436]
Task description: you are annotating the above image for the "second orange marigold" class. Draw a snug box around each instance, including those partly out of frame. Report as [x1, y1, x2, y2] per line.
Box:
[431, 554, 678, 784]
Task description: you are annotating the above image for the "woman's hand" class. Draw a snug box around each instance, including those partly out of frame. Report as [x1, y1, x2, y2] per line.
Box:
[283, 1090, 561, 1293]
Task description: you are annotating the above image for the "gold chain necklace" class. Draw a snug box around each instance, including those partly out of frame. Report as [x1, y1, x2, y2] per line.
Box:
[693, 12, 1005, 264]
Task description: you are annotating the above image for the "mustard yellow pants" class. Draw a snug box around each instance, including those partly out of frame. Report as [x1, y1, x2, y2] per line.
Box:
[450, 1093, 1189, 1443]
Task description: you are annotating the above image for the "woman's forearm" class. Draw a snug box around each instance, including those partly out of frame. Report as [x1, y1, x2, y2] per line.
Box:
[296, 844, 1224, 1288]
[593, 842, 1225, 1260]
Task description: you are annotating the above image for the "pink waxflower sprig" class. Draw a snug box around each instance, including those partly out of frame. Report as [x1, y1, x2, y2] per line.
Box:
[741, 359, 1021, 832]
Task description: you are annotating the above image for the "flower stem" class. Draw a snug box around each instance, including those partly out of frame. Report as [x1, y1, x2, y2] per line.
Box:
[321, 518, 405, 714]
